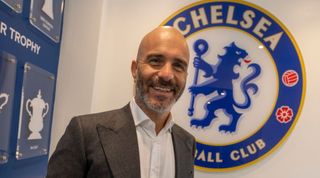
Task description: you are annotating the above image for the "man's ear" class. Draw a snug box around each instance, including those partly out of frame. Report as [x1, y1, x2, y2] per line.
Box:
[131, 59, 138, 81]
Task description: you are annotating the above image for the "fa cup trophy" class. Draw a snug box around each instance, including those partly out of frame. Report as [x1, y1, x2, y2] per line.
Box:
[26, 90, 49, 140]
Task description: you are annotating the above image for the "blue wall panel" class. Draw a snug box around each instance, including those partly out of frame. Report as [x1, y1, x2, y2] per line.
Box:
[0, 0, 64, 177]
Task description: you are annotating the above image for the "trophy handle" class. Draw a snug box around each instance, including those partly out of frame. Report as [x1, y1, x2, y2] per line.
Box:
[42, 103, 49, 118]
[26, 99, 32, 116]
[0, 93, 9, 110]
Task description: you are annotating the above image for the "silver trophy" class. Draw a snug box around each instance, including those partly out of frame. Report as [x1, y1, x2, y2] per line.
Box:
[26, 90, 49, 140]
[0, 93, 9, 111]
[42, 0, 54, 19]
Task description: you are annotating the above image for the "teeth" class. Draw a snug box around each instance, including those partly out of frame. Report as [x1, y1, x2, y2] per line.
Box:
[153, 86, 172, 92]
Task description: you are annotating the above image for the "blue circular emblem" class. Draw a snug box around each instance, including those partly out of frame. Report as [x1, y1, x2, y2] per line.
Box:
[162, 0, 305, 171]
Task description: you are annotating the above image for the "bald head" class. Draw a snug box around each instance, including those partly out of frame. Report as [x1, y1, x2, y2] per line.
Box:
[137, 26, 189, 61]
[131, 26, 190, 116]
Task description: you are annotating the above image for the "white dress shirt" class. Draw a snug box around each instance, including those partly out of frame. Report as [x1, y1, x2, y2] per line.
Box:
[130, 99, 175, 178]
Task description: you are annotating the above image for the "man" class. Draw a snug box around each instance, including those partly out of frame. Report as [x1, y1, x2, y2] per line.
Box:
[47, 26, 195, 178]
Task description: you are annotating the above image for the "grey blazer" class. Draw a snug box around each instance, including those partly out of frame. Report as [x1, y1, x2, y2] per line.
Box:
[47, 104, 195, 178]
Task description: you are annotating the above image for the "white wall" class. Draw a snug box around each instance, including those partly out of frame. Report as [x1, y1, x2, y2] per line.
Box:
[50, 0, 103, 155]
[52, 0, 320, 178]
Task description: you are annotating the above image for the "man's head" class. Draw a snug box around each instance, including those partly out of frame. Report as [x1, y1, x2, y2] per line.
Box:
[131, 26, 190, 115]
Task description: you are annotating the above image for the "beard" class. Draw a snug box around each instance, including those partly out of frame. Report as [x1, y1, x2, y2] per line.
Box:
[135, 69, 185, 114]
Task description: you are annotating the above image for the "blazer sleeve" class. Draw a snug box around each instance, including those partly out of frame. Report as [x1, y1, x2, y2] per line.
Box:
[46, 117, 87, 178]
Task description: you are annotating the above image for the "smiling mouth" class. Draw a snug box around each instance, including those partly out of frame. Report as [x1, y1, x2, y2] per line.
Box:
[153, 86, 174, 93]
[150, 85, 176, 99]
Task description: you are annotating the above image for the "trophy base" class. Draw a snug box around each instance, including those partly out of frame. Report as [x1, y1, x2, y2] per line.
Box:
[28, 132, 42, 140]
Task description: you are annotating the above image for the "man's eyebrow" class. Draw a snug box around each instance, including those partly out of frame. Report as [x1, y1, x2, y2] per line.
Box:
[174, 58, 188, 67]
[146, 54, 164, 59]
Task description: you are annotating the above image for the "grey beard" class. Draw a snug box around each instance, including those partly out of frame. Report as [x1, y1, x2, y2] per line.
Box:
[134, 67, 186, 114]
[142, 91, 174, 113]
[136, 79, 175, 114]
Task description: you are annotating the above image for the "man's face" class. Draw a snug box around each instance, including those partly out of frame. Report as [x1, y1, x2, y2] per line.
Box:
[132, 33, 189, 114]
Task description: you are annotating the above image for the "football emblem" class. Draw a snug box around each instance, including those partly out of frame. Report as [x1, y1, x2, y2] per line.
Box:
[162, 0, 305, 171]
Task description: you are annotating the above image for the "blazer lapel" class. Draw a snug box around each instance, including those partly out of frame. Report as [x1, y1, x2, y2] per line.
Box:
[172, 125, 195, 178]
[96, 105, 140, 178]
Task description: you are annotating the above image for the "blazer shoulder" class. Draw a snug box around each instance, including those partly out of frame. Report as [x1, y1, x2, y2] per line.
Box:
[72, 104, 133, 131]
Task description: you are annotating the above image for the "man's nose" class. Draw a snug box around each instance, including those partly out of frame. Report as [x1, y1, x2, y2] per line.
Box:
[158, 63, 174, 81]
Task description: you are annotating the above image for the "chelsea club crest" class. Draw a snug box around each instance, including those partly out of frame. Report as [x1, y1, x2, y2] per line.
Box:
[161, 0, 306, 171]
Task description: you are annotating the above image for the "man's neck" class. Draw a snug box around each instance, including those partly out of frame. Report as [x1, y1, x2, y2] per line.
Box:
[146, 110, 170, 135]
[135, 98, 171, 135]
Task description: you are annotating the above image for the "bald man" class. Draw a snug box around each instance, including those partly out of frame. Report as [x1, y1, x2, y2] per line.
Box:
[47, 26, 195, 178]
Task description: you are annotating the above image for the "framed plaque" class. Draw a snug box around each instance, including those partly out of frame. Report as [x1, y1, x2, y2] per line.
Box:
[16, 63, 55, 160]
[0, 51, 17, 164]
[1, 0, 23, 13]
[29, 0, 65, 43]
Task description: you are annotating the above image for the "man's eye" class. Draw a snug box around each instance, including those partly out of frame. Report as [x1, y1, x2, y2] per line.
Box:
[148, 57, 162, 65]
[173, 63, 186, 72]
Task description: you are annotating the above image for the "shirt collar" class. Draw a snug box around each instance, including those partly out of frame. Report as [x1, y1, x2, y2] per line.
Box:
[130, 98, 174, 133]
